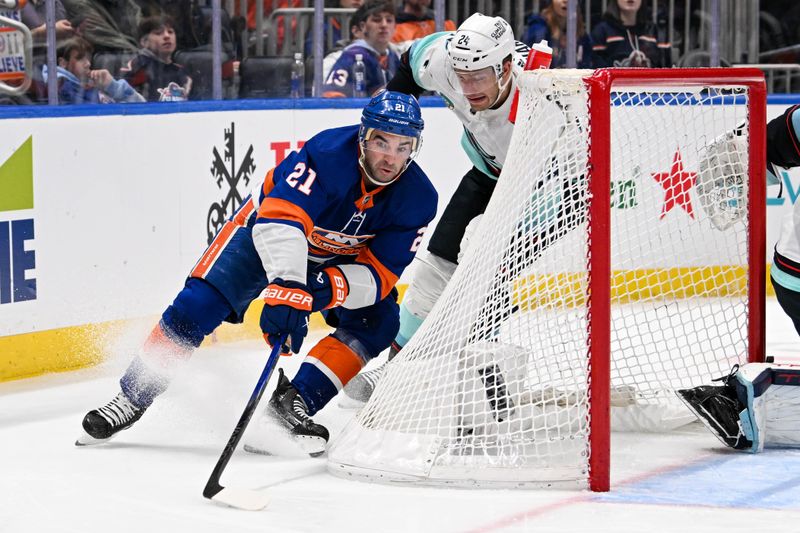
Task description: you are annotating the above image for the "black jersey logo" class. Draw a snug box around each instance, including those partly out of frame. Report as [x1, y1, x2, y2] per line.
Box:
[206, 123, 256, 244]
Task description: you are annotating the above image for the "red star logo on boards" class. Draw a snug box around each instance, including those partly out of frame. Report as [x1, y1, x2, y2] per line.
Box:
[651, 149, 697, 220]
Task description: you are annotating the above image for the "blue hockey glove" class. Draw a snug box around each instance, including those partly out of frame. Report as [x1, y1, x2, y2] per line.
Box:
[261, 279, 312, 354]
[307, 267, 349, 312]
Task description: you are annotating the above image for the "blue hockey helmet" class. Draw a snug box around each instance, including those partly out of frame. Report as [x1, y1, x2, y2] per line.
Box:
[360, 90, 425, 141]
[359, 91, 424, 185]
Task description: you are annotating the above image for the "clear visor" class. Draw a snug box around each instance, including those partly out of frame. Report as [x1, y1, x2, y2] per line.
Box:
[446, 65, 499, 96]
[362, 129, 420, 160]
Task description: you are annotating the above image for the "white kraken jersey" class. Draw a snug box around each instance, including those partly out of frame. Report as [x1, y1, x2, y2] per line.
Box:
[408, 32, 530, 179]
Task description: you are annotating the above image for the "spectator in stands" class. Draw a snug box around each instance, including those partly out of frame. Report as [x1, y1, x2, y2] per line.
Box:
[135, 0, 202, 51]
[43, 37, 145, 104]
[322, 0, 399, 97]
[590, 0, 670, 68]
[304, 0, 364, 58]
[20, 0, 74, 42]
[321, 8, 365, 82]
[121, 15, 192, 101]
[62, 0, 141, 53]
[522, 0, 592, 68]
[135, 0, 235, 54]
[392, 0, 455, 53]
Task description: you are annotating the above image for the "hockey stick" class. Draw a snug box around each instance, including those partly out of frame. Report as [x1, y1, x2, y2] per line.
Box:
[202, 334, 286, 511]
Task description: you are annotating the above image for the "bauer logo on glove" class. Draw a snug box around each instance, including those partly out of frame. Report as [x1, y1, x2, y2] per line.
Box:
[261, 280, 313, 355]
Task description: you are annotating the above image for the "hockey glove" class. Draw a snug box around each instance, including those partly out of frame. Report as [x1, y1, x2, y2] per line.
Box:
[261, 279, 312, 354]
[307, 267, 349, 312]
[696, 127, 747, 231]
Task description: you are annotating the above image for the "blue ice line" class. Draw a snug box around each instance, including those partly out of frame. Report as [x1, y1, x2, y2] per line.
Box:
[734, 474, 800, 508]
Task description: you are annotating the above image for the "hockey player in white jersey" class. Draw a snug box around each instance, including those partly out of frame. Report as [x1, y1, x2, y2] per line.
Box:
[679, 105, 800, 452]
[342, 13, 533, 403]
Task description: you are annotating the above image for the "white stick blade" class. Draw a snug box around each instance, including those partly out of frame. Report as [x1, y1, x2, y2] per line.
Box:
[210, 487, 271, 511]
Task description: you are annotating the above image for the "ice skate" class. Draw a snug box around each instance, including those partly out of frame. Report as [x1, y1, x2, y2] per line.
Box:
[245, 369, 329, 457]
[677, 384, 750, 450]
[76, 391, 146, 446]
[339, 363, 386, 408]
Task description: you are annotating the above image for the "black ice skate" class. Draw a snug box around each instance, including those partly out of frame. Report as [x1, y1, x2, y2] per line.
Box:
[247, 368, 329, 457]
[677, 381, 751, 450]
[75, 391, 145, 446]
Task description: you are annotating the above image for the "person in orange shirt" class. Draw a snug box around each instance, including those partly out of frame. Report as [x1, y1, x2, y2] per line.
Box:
[391, 0, 455, 52]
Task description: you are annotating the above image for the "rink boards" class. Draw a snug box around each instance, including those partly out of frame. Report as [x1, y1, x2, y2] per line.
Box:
[0, 97, 797, 381]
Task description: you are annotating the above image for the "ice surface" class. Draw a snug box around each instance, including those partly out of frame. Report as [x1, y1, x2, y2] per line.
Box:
[1, 302, 800, 533]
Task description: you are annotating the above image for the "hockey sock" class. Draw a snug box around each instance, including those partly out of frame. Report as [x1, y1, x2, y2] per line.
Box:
[292, 335, 366, 414]
[394, 302, 424, 349]
[121, 279, 233, 408]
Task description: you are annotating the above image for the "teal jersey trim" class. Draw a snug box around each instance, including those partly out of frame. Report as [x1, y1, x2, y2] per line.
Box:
[767, 165, 780, 186]
[771, 262, 800, 293]
[409, 32, 449, 89]
[395, 301, 425, 347]
[460, 132, 498, 180]
[736, 373, 760, 453]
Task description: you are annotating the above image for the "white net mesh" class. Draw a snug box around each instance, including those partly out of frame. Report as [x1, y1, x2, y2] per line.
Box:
[328, 69, 759, 488]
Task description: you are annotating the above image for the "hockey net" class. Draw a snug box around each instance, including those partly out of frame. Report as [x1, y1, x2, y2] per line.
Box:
[328, 68, 766, 490]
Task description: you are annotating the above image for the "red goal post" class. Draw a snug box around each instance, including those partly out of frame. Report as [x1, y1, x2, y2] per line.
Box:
[329, 68, 767, 492]
[585, 68, 766, 491]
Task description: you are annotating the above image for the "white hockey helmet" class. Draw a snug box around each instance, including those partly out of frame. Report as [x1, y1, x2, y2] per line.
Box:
[447, 13, 515, 78]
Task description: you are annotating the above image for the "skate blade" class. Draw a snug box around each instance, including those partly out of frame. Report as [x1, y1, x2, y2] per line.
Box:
[243, 435, 327, 458]
[75, 430, 112, 447]
[243, 444, 273, 456]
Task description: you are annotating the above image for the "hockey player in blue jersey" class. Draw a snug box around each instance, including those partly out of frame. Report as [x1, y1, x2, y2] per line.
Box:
[77, 91, 437, 455]
[342, 13, 534, 403]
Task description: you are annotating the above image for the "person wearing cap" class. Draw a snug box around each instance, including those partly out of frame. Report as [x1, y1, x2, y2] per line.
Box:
[321, 0, 400, 98]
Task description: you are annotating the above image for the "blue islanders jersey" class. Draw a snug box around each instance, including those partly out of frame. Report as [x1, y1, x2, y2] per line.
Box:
[249, 125, 437, 306]
[322, 42, 401, 98]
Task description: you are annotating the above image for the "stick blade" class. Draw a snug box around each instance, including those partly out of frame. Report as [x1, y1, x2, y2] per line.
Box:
[208, 486, 271, 511]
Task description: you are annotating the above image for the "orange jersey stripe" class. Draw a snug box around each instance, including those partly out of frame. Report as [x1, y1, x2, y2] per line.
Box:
[357, 248, 398, 300]
[261, 167, 276, 198]
[258, 197, 313, 236]
[306, 335, 364, 389]
[190, 221, 239, 279]
[232, 197, 256, 226]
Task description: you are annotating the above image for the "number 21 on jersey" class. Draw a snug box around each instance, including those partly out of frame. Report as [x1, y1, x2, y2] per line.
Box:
[285, 162, 317, 195]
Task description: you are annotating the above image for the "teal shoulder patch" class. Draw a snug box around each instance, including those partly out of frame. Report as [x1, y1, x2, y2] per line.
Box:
[409, 32, 450, 88]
